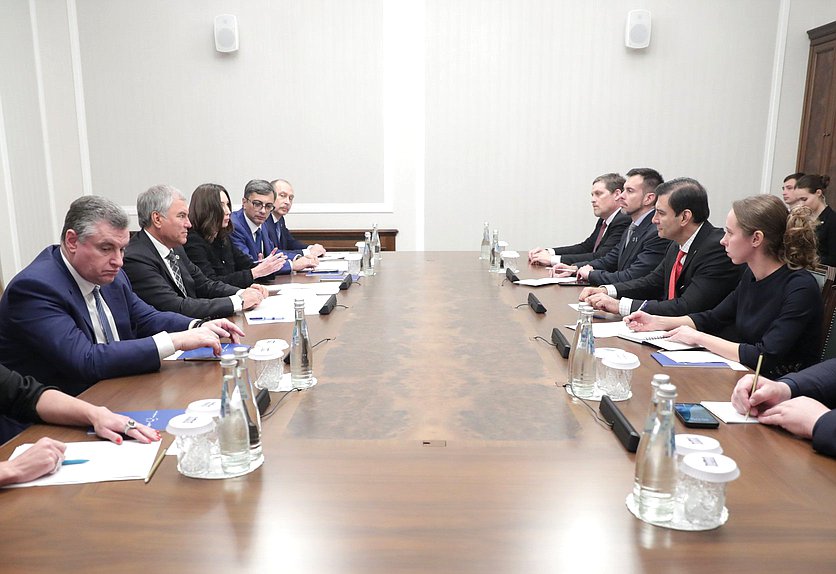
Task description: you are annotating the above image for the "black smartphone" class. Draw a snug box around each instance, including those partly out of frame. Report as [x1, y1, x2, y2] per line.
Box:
[674, 403, 720, 428]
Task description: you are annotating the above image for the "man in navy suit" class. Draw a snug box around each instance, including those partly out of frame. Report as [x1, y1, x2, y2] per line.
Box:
[0, 196, 243, 397]
[552, 168, 670, 286]
[124, 185, 267, 319]
[230, 179, 317, 272]
[528, 173, 631, 266]
[579, 177, 742, 316]
[265, 179, 326, 258]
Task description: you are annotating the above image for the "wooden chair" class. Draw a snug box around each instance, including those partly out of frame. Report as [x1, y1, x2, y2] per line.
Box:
[819, 266, 836, 360]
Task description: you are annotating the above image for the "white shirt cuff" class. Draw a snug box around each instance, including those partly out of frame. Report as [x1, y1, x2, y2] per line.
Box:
[550, 255, 561, 265]
[153, 332, 176, 360]
[230, 294, 243, 312]
[619, 298, 636, 316]
[604, 284, 618, 297]
[302, 248, 310, 256]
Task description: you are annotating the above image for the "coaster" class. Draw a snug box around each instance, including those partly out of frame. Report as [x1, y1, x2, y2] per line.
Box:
[182, 453, 265, 480]
[565, 384, 631, 402]
[625, 492, 728, 531]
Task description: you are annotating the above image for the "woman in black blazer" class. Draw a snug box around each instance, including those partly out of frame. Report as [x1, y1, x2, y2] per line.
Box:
[795, 174, 836, 266]
[185, 183, 286, 288]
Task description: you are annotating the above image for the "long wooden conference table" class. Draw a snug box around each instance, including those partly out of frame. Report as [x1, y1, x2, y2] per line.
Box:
[1, 252, 835, 573]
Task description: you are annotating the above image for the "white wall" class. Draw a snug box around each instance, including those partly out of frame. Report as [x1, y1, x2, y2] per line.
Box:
[0, 1, 835, 285]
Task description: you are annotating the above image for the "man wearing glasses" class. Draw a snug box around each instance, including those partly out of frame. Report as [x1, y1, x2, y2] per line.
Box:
[231, 179, 317, 272]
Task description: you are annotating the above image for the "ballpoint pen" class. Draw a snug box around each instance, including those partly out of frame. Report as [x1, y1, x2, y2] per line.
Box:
[744, 353, 764, 422]
[62, 459, 89, 466]
[145, 446, 167, 484]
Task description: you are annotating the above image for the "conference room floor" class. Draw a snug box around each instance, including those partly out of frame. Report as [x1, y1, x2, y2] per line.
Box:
[1, 252, 835, 573]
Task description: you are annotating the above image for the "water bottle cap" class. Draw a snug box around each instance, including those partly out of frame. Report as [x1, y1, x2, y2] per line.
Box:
[681, 452, 740, 483]
[676, 434, 723, 456]
[601, 350, 640, 370]
[166, 413, 214, 436]
[656, 382, 677, 398]
[220, 353, 236, 366]
[232, 346, 249, 358]
[248, 338, 288, 361]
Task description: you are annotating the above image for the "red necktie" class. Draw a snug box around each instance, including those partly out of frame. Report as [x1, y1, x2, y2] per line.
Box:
[592, 220, 608, 251]
[667, 250, 685, 300]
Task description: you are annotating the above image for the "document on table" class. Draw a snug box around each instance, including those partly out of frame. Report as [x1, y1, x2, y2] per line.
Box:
[657, 351, 748, 371]
[246, 292, 331, 323]
[310, 260, 349, 273]
[515, 277, 579, 287]
[565, 321, 629, 338]
[701, 401, 760, 424]
[265, 282, 341, 296]
[4, 440, 162, 488]
[317, 251, 353, 261]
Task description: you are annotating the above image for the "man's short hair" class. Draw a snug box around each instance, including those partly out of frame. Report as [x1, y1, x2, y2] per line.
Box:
[244, 179, 276, 200]
[61, 196, 129, 244]
[270, 178, 292, 188]
[626, 168, 664, 194]
[784, 172, 805, 183]
[655, 177, 710, 224]
[592, 173, 625, 194]
[137, 184, 185, 229]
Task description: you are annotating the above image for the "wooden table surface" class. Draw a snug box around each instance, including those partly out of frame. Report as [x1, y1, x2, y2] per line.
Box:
[1, 252, 835, 573]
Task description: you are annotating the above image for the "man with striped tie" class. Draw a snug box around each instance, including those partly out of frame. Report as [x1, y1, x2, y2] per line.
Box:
[579, 177, 742, 316]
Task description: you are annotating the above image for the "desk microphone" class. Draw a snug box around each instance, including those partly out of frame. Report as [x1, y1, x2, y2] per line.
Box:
[505, 268, 520, 283]
[339, 274, 353, 290]
[599, 395, 640, 452]
[319, 294, 337, 315]
[527, 292, 547, 314]
[551, 328, 570, 358]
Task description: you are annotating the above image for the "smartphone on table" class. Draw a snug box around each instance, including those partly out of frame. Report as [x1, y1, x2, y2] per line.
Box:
[674, 403, 720, 428]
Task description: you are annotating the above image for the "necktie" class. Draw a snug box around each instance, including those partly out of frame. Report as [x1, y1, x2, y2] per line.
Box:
[92, 286, 115, 344]
[592, 220, 608, 252]
[255, 228, 264, 258]
[668, 250, 686, 300]
[166, 250, 186, 296]
[621, 224, 637, 255]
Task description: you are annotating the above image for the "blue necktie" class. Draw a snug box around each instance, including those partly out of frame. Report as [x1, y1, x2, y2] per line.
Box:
[92, 286, 115, 344]
[255, 228, 264, 258]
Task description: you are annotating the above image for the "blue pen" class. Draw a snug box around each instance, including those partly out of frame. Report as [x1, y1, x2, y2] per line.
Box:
[62, 459, 89, 466]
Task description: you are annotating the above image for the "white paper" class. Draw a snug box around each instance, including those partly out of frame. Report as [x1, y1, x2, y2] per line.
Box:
[311, 260, 349, 273]
[566, 321, 633, 339]
[317, 251, 352, 261]
[4, 440, 162, 488]
[265, 283, 340, 295]
[701, 401, 760, 424]
[245, 292, 331, 324]
[661, 351, 748, 371]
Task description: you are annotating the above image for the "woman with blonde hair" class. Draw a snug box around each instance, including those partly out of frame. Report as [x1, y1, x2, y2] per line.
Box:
[626, 194, 822, 378]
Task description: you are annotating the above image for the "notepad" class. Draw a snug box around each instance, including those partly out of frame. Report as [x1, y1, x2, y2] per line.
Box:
[701, 401, 760, 424]
[514, 277, 579, 287]
[618, 329, 700, 351]
[652, 351, 748, 371]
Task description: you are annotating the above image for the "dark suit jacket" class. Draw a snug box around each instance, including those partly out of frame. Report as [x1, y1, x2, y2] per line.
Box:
[0, 246, 192, 396]
[555, 211, 631, 265]
[184, 229, 256, 289]
[123, 231, 240, 319]
[264, 214, 307, 255]
[583, 210, 671, 286]
[229, 209, 276, 262]
[612, 223, 743, 315]
[780, 359, 836, 458]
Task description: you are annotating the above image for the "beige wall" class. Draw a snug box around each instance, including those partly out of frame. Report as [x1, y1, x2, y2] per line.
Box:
[1, 1, 836, 284]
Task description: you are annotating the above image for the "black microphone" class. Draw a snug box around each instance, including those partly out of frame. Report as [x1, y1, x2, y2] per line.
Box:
[319, 294, 337, 315]
[339, 274, 353, 290]
[527, 292, 547, 313]
[599, 395, 640, 452]
[505, 268, 520, 283]
[551, 328, 570, 358]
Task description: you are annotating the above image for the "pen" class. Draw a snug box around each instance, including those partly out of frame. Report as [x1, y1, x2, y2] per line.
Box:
[637, 300, 649, 313]
[744, 353, 764, 422]
[145, 446, 167, 484]
[248, 316, 287, 321]
[62, 459, 89, 466]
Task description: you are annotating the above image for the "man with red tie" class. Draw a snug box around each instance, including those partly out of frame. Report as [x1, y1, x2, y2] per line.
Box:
[579, 177, 742, 316]
[528, 173, 631, 266]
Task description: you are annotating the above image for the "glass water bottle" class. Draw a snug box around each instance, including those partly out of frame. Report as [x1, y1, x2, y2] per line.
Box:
[291, 298, 315, 389]
[633, 374, 670, 500]
[569, 306, 596, 398]
[218, 355, 250, 474]
[637, 382, 678, 523]
[232, 346, 262, 459]
[480, 222, 491, 260]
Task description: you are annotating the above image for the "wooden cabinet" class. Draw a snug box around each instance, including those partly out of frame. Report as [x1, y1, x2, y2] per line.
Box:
[798, 21, 836, 204]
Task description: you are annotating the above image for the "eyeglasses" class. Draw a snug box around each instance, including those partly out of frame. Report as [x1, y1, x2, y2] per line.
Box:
[246, 198, 275, 212]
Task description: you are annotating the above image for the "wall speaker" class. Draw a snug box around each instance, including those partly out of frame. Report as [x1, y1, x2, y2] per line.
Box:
[214, 14, 239, 53]
[625, 9, 651, 50]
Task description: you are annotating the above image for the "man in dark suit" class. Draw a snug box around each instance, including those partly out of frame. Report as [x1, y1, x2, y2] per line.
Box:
[265, 179, 326, 258]
[579, 178, 742, 316]
[552, 168, 671, 285]
[123, 185, 267, 319]
[0, 196, 243, 397]
[528, 173, 631, 266]
[230, 179, 317, 272]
